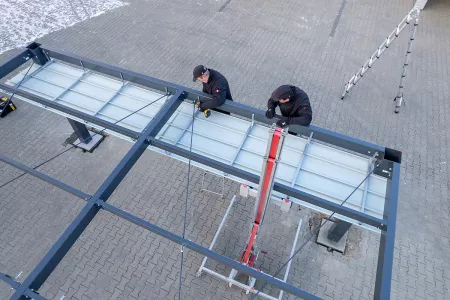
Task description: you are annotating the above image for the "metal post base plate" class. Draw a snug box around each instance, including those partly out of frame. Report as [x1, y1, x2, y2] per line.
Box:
[72, 132, 104, 152]
[316, 219, 349, 253]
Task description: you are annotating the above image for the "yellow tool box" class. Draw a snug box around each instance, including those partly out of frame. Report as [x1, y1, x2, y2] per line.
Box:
[0, 96, 17, 118]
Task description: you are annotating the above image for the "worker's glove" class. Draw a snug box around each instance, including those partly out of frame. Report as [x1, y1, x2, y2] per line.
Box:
[265, 108, 275, 119]
[195, 101, 201, 109]
[276, 117, 290, 128]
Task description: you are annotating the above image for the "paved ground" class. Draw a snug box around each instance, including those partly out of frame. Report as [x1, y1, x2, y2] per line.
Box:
[1, 0, 449, 299]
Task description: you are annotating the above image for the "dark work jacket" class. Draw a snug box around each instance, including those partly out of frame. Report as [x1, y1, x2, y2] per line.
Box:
[267, 86, 312, 125]
[200, 69, 233, 110]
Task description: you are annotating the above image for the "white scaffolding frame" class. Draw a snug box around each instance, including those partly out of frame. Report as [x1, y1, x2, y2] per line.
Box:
[196, 195, 303, 300]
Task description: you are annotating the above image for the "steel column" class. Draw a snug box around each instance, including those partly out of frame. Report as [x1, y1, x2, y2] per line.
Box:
[9, 90, 185, 300]
[26, 42, 49, 66]
[374, 162, 400, 300]
[98, 201, 320, 300]
[327, 220, 352, 242]
[0, 49, 32, 80]
[67, 118, 92, 144]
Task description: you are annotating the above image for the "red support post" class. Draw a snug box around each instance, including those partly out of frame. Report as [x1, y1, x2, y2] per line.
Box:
[241, 128, 283, 265]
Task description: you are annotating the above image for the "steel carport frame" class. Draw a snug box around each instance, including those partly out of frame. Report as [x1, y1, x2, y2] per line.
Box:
[0, 43, 401, 300]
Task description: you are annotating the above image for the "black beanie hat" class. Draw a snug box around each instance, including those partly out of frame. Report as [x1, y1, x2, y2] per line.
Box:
[271, 85, 293, 101]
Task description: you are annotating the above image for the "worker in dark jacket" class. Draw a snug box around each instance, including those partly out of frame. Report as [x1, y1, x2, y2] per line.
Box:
[265, 85, 312, 128]
[193, 65, 233, 116]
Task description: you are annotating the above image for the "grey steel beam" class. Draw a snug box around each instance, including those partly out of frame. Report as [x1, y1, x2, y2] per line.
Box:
[0, 49, 32, 80]
[0, 273, 47, 300]
[374, 162, 400, 300]
[37, 46, 399, 164]
[0, 153, 91, 200]
[0, 45, 401, 300]
[221, 101, 388, 161]
[23, 290, 47, 300]
[98, 200, 321, 300]
[9, 90, 185, 300]
[148, 137, 387, 229]
[0, 273, 21, 290]
[0, 83, 139, 140]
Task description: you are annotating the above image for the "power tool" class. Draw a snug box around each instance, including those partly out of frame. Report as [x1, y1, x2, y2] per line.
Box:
[195, 101, 211, 118]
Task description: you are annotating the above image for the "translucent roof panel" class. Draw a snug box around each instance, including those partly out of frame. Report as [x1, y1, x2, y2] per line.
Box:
[7, 60, 387, 231]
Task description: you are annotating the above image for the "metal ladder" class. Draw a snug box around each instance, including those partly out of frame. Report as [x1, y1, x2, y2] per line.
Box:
[341, 7, 421, 113]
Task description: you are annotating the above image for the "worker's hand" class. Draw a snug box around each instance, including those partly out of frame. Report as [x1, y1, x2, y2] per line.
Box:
[276, 117, 289, 128]
[265, 108, 275, 119]
[196, 101, 201, 109]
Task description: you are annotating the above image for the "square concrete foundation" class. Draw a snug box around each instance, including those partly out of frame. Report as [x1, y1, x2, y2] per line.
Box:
[316, 219, 349, 254]
[72, 132, 104, 152]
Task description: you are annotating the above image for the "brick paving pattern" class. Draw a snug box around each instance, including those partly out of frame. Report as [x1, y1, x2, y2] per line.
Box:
[1, 0, 449, 299]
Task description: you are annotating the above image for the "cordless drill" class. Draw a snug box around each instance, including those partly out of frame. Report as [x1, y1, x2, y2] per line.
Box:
[195, 101, 211, 118]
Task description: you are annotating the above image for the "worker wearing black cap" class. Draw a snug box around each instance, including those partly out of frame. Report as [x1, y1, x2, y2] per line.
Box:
[193, 65, 233, 116]
[265, 85, 312, 128]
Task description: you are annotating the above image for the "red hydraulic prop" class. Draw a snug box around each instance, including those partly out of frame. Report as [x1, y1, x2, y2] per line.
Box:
[241, 127, 284, 266]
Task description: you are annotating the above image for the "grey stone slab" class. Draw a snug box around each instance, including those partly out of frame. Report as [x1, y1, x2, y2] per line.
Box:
[316, 220, 349, 254]
[72, 132, 105, 153]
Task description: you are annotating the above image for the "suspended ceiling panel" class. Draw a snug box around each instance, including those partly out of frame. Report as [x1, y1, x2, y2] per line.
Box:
[6, 60, 387, 231]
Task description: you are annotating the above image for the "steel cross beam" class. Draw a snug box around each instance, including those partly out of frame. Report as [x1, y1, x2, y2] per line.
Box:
[0, 153, 91, 200]
[98, 200, 321, 300]
[148, 137, 387, 229]
[0, 274, 47, 300]
[8, 90, 186, 300]
[0, 157, 319, 300]
[37, 46, 405, 163]
[0, 84, 140, 140]
[0, 44, 401, 300]
[0, 152, 318, 300]
[0, 60, 389, 226]
[374, 162, 400, 299]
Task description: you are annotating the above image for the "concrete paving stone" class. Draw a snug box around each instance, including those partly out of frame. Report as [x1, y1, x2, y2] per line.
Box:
[1, 0, 450, 299]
